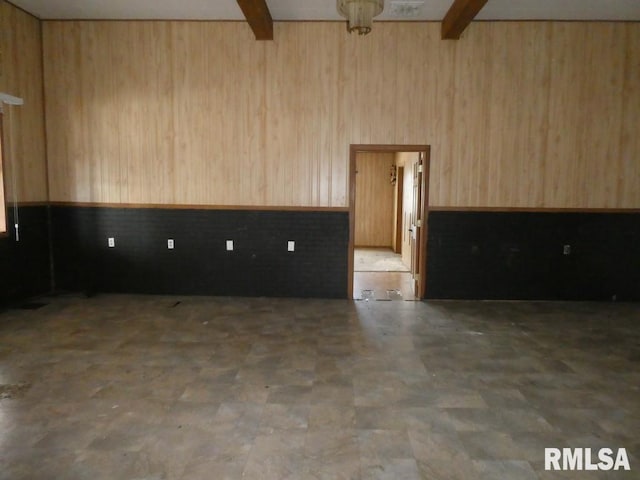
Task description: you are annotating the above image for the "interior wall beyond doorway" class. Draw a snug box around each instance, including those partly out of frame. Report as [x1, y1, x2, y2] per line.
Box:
[354, 152, 396, 247]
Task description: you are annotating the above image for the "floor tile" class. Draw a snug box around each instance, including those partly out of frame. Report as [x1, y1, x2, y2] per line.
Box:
[0, 295, 637, 479]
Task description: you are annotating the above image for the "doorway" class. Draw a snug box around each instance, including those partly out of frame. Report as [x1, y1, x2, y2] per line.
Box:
[348, 145, 430, 300]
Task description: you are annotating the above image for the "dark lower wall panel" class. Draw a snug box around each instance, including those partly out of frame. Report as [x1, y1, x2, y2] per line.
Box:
[425, 211, 640, 301]
[51, 206, 349, 298]
[0, 206, 51, 304]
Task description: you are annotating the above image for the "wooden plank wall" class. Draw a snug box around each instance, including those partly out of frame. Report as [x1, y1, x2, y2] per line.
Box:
[355, 152, 395, 247]
[0, 1, 47, 203]
[42, 21, 640, 208]
[0, 128, 4, 229]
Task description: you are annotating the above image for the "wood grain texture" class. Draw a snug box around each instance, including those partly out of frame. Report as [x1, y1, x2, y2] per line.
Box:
[354, 152, 395, 247]
[49, 201, 347, 212]
[0, 1, 47, 203]
[0, 113, 5, 231]
[42, 21, 640, 209]
[429, 206, 640, 213]
[441, 0, 489, 40]
[236, 0, 273, 40]
[619, 25, 640, 208]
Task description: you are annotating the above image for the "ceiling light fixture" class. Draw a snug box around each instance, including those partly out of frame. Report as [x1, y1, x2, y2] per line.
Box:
[337, 0, 384, 35]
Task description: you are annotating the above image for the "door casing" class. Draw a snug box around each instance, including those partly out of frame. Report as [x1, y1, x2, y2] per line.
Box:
[348, 144, 430, 300]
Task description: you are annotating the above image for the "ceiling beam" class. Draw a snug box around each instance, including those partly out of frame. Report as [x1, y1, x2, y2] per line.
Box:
[441, 0, 489, 40]
[236, 0, 273, 40]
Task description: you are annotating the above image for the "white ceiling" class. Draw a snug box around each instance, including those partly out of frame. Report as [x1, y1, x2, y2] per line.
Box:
[9, 0, 640, 21]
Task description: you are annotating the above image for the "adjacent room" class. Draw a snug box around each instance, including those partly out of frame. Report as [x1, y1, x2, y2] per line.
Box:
[352, 149, 428, 301]
[0, 0, 639, 478]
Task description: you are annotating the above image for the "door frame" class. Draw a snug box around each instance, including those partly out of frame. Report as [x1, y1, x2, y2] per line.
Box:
[348, 144, 431, 300]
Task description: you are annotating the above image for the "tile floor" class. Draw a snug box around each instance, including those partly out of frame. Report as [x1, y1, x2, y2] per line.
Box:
[354, 248, 409, 273]
[353, 248, 414, 300]
[353, 271, 416, 301]
[0, 295, 638, 479]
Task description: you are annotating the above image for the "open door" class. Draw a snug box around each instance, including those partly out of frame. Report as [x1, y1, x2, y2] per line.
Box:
[348, 145, 430, 300]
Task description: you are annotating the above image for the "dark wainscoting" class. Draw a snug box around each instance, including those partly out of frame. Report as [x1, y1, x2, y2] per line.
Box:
[0, 206, 52, 305]
[51, 206, 349, 298]
[425, 211, 640, 301]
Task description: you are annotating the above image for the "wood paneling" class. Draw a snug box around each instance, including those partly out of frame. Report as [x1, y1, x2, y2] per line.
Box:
[619, 25, 640, 208]
[42, 21, 640, 209]
[0, 1, 47, 203]
[49, 201, 347, 212]
[430, 207, 640, 213]
[544, 23, 627, 208]
[0, 113, 5, 231]
[354, 152, 395, 247]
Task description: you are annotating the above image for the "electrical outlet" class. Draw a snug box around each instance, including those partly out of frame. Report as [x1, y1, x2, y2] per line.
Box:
[287, 241, 295, 252]
[563, 244, 571, 255]
[226, 240, 234, 251]
[167, 239, 174, 249]
[108, 237, 115, 248]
